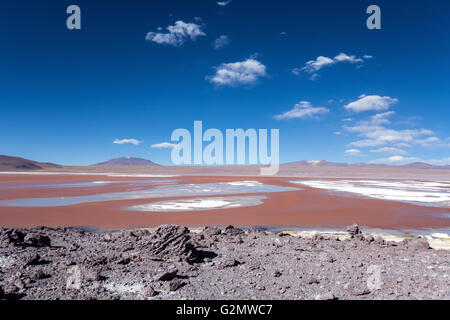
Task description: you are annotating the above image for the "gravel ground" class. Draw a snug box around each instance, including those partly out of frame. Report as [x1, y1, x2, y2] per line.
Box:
[0, 224, 448, 300]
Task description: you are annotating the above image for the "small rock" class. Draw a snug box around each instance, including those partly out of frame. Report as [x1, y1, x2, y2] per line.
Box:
[315, 292, 336, 300]
[408, 237, 430, 251]
[302, 276, 319, 285]
[375, 236, 385, 245]
[117, 257, 131, 265]
[6, 230, 25, 245]
[169, 278, 186, 291]
[154, 268, 178, 281]
[142, 285, 158, 297]
[347, 224, 362, 237]
[224, 226, 244, 236]
[14, 279, 25, 290]
[25, 253, 42, 266]
[2, 283, 19, 294]
[351, 287, 370, 296]
[218, 257, 241, 269]
[84, 270, 100, 282]
[31, 270, 49, 280]
[202, 227, 222, 237]
[24, 234, 51, 247]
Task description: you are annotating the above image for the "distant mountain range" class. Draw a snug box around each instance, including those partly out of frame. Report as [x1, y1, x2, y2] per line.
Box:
[283, 160, 390, 168]
[0, 155, 61, 171]
[283, 160, 450, 169]
[0, 155, 449, 170]
[92, 157, 159, 166]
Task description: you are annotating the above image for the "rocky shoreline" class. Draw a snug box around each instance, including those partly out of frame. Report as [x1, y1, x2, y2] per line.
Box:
[0, 224, 449, 300]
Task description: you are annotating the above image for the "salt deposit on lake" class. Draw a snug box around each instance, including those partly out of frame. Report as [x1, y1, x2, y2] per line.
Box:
[130, 195, 267, 212]
[291, 180, 450, 208]
[0, 181, 295, 207]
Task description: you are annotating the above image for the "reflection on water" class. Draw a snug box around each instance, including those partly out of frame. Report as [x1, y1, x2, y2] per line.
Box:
[0, 181, 297, 207]
[2, 179, 179, 189]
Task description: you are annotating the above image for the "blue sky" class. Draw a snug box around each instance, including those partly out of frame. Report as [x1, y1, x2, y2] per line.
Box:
[1, 0, 450, 166]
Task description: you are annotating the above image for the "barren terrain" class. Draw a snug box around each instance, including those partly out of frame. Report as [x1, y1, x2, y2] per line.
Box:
[0, 224, 448, 300]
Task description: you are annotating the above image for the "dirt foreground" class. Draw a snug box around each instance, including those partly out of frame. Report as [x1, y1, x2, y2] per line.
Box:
[0, 224, 448, 300]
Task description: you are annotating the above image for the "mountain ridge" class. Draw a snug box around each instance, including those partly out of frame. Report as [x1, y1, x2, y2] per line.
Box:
[282, 160, 450, 169]
[0, 155, 61, 171]
[92, 157, 159, 166]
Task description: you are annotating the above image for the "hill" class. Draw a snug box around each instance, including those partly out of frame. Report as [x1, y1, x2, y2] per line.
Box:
[93, 157, 159, 166]
[0, 155, 61, 171]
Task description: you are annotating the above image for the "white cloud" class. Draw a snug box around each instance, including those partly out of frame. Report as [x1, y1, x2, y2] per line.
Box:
[213, 35, 230, 49]
[347, 127, 434, 148]
[395, 143, 411, 148]
[370, 147, 408, 155]
[370, 155, 420, 164]
[348, 139, 385, 148]
[345, 149, 365, 157]
[334, 53, 363, 63]
[370, 111, 395, 125]
[113, 138, 141, 146]
[344, 95, 398, 113]
[334, 131, 341, 135]
[151, 142, 177, 149]
[302, 56, 335, 73]
[291, 68, 302, 76]
[425, 157, 450, 165]
[207, 58, 267, 86]
[217, 0, 231, 6]
[294, 52, 371, 78]
[345, 110, 438, 150]
[145, 20, 205, 46]
[415, 136, 442, 147]
[388, 156, 407, 162]
[309, 73, 319, 81]
[274, 101, 329, 120]
[363, 54, 373, 59]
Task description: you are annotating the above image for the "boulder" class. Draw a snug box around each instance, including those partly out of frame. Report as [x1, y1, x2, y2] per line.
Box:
[146, 225, 199, 263]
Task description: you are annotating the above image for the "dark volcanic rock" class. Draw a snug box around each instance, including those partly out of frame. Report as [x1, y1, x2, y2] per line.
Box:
[169, 278, 186, 292]
[302, 276, 320, 285]
[143, 285, 157, 297]
[154, 268, 178, 282]
[2, 230, 25, 246]
[25, 253, 42, 266]
[218, 257, 241, 269]
[224, 226, 244, 236]
[145, 225, 199, 263]
[347, 224, 362, 237]
[408, 237, 430, 251]
[202, 227, 222, 237]
[23, 234, 51, 247]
